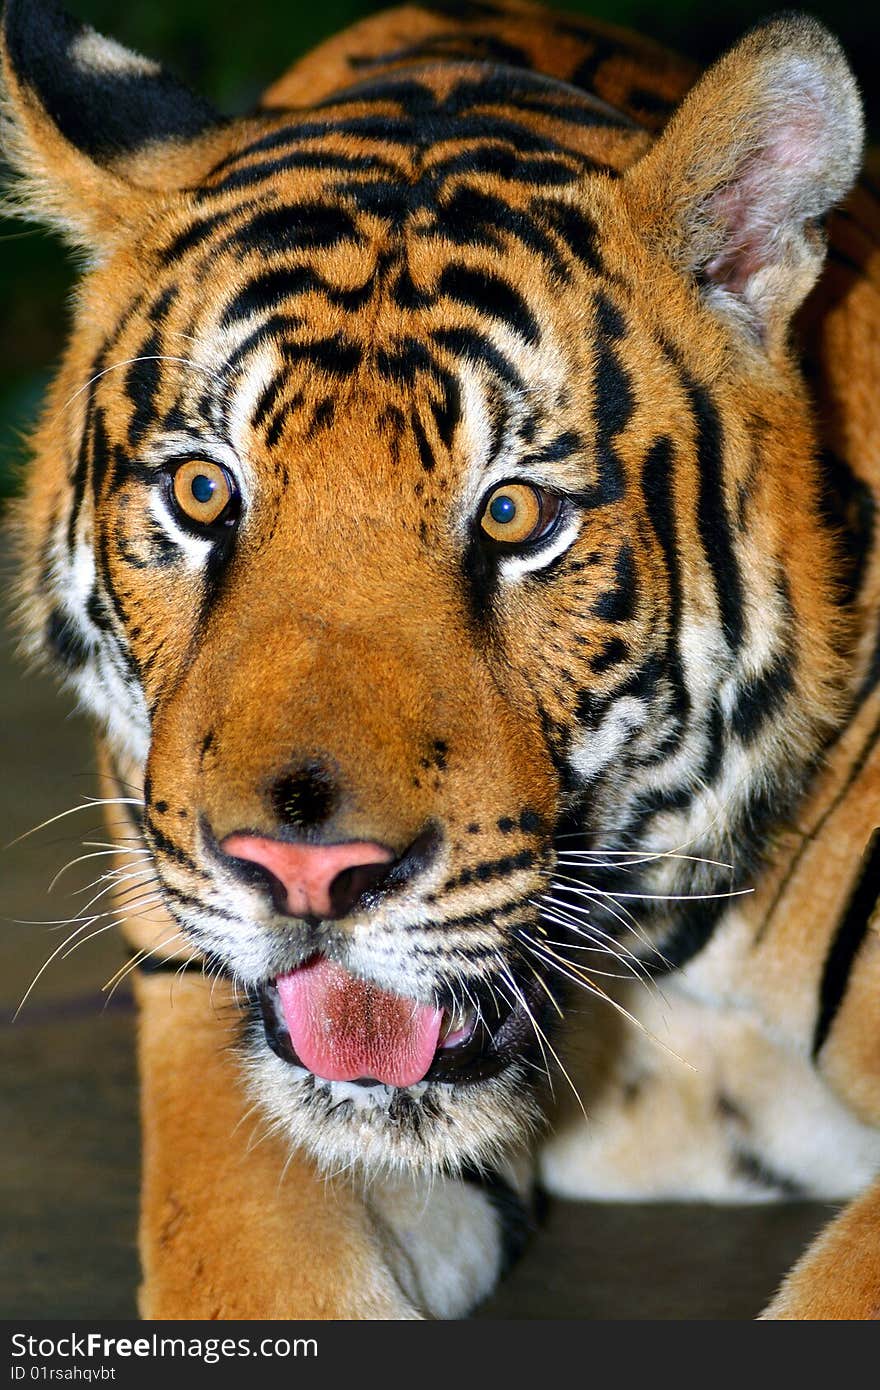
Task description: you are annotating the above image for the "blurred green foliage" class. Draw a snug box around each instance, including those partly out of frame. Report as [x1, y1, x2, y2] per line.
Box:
[1, 0, 877, 502]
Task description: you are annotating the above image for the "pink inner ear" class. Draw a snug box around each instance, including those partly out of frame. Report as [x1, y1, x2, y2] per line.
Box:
[704, 172, 770, 294]
[702, 88, 829, 298]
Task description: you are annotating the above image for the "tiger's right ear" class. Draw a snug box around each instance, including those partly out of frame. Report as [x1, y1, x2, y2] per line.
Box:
[1, 0, 227, 257]
[622, 14, 863, 351]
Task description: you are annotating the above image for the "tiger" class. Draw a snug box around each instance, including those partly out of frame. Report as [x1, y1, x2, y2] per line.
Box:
[3, 0, 880, 1320]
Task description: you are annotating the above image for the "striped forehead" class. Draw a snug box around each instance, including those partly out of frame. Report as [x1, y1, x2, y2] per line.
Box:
[113, 275, 615, 505]
[143, 62, 615, 339]
[86, 234, 636, 533]
[85, 67, 637, 503]
[194, 62, 629, 197]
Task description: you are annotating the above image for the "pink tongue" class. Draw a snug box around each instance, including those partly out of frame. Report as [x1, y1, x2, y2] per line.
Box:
[276, 957, 443, 1088]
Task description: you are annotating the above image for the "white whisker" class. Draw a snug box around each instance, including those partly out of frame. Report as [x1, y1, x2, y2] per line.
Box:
[55, 356, 224, 428]
[103, 932, 190, 1005]
[499, 958, 587, 1120]
[6, 797, 143, 849]
[47, 846, 150, 894]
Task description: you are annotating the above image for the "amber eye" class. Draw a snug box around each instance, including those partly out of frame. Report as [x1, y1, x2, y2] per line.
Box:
[170, 460, 236, 529]
[479, 482, 560, 548]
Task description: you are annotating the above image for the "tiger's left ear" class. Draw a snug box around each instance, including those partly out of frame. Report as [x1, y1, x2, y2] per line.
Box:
[1, 0, 227, 256]
[623, 14, 863, 348]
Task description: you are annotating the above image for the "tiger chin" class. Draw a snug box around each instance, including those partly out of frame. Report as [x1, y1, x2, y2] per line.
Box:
[5, 0, 880, 1322]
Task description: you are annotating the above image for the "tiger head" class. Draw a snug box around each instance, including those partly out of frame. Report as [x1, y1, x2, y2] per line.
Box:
[2, 0, 862, 1174]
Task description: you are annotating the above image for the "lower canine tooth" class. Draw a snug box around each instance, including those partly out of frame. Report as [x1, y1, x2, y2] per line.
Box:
[441, 1008, 475, 1043]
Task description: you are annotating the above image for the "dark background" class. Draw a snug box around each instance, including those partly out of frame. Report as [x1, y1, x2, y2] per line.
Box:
[1, 0, 878, 504]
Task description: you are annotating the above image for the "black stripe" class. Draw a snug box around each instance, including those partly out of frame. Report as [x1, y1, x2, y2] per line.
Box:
[228, 203, 360, 256]
[66, 350, 104, 554]
[856, 622, 880, 704]
[590, 635, 629, 673]
[422, 67, 623, 126]
[347, 31, 533, 74]
[620, 778, 699, 849]
[443, 849, 535, 892]
[199, 523, 238, 623]
[390, 262, 431, 311]
[428, 187, 570, 280]
[812, 826, 880, 1057]
[732, 1148, 806, 1198]
[88, 408, 114, 501]
[730, 649, 795, 743]
[416, 898, 528, 934]
[281, 336, 362, 377]
[266, 392, 304, 448]
[568, 30, 625, 93]
[827, 244, 866, 279]
[45, 607, 89, 671]
[307, 397, 336, 436]
[376, 337, 435, 386]
[437, 264, 539, 343]
[410, 411, 436, 472]
[159, 214, 237, 266]
[650, 897, 731, 975]
[147, 284, 178, 323]
[530, 430, 584, 465]
[575, 330, 631, 511]
[594, 291, 626, 340]
[198, 150, 398, 198]
[125, 333, 162, 448]
[430, 374, 462, 449]
[627, 87, 675, 125]
[222, 266, 373, 327]
[251, 374, 285, 431]
[531, 198, 604, 277]
[640, 700, 723, 833]
[331, 176, 422, 225]
[224, 313, 303, 377]
[641, 435, 691, 745]
[203, 122, 395, 174]
[145, 816, 201, 873]
[591, 543, 636, 622]
[93, 515, 145, 690]
[432, 326, 524, 395]
[161, 885, 239, 924]
[339, 110, 568, 154]
[685, 374, 745, 651]
[814, 446, 875, 615]
[429, 145, 579, 187]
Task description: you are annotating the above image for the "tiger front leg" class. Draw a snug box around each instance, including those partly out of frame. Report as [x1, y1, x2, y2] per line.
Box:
[760, 1178, 880, 1320]
[135, 971, 515, 1320]
[136, 971, 418, 1319]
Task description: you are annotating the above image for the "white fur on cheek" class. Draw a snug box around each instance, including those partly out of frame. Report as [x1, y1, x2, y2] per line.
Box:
[567, 695, 650, 782]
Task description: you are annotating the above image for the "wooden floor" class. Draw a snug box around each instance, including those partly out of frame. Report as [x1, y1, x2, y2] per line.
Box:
[0, 589, 832, 1320]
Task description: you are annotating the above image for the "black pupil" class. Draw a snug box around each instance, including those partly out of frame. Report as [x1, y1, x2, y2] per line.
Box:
[490, 494, 517, 525]
[191, 473, 216, 505]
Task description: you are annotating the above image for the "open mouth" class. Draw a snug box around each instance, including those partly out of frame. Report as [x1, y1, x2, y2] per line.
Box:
[257, 955, 542, 1089]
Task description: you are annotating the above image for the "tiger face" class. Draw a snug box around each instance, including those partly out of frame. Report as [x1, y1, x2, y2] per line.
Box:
[3, 1, 862, 1174]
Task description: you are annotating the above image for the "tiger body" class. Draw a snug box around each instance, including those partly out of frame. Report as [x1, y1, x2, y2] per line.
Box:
[4, 0, 880, 1318]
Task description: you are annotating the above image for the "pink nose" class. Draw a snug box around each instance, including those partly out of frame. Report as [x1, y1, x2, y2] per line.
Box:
[221, 834, 394, 919]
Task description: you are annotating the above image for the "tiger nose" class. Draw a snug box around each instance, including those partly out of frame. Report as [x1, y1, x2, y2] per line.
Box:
[220, 834, 394, 920]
